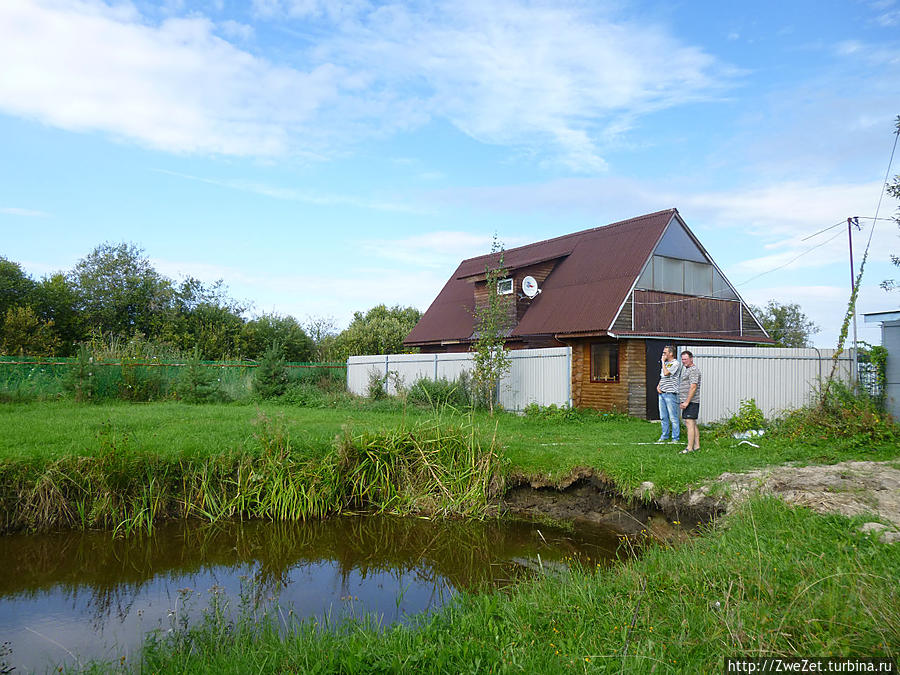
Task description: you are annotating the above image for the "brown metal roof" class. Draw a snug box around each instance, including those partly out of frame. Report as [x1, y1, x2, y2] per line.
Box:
[611, 330, 773, 344]
[405, 209, 676, 345]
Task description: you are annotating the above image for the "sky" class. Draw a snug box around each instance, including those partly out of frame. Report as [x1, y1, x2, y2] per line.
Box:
[1, 0, 899, 348]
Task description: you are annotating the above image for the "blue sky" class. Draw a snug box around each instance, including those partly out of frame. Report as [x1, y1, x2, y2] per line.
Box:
[1, 0, 898, 347]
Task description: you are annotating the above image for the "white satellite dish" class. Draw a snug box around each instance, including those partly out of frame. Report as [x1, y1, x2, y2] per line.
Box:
[522, 275, 540, 298]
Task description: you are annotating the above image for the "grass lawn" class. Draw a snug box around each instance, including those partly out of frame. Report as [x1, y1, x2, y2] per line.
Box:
[3, 400, 898, 495]
[3, 400, 898, 672]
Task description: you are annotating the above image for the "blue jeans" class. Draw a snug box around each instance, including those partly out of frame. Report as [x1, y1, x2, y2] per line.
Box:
[658, 392, 680, 440]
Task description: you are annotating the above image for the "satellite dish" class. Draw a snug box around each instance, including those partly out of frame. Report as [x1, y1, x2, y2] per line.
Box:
[522, 276, 540, 298]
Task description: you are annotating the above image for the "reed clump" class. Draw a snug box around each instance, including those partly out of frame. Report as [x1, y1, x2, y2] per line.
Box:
[0, 411, 503, 535]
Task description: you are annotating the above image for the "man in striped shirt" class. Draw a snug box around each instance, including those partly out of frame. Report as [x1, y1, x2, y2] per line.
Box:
[678, 350, 701, 454]
[655, 345, 681, 443]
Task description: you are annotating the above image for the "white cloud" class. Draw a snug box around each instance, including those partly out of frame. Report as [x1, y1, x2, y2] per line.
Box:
[0, 0, 731, 169]
[219, 19, 254, 41]
[1, 207, 49, 217]
[313, 0, 733, 171]
[0, 0, 344, 157]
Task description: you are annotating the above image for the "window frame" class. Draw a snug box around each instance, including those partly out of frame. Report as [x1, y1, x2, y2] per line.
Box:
[589, 342, 620, 383]
[496, 278, 514, 295]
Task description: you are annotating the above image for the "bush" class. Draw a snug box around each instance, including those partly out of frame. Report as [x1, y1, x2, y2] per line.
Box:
[177, 347, 222, 403]
[118, 357, 166, 402]
[773, 381, 898, 448]
[367, 368, 386, 400]
[64, 344, 97, 403]
[408, 376, 471, 409]
[521, 403, 626, 422]
[253, 343, 289, 399]
[718, 398, 767, 436]
[281, 381, 328, 407]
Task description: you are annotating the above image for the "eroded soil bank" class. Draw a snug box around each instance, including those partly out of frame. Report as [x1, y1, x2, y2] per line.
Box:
[501, 460, 900, 542]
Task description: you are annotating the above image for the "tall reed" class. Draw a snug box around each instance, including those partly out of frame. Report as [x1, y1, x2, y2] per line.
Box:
[0, 410, 503, 535]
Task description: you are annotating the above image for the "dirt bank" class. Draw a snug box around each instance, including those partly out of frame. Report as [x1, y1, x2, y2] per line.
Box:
[501, 460, 900, 542]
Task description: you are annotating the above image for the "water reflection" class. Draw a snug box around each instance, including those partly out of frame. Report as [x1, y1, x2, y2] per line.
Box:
[0, 516, 624, 672]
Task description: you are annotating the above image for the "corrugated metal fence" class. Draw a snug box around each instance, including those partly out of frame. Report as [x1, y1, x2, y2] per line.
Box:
[347, 347, 572, 411]
[679, 346, 854, 424]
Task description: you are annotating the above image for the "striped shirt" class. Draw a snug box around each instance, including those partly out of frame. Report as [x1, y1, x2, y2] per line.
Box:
[679, 364, 701, 403]
[658, 359, 681, 394]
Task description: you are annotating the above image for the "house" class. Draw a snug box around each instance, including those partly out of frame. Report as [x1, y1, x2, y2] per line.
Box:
[403, 208, 772, 418]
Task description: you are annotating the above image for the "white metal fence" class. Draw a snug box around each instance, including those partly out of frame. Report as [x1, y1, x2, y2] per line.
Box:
[347, 347, 572, 411]
[679, 346, 855, 424]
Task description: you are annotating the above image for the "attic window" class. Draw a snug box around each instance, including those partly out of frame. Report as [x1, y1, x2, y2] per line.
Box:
[497, 278, 513, 295]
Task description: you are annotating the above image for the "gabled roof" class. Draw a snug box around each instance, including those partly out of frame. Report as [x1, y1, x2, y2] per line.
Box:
[405, 209, 676, 345]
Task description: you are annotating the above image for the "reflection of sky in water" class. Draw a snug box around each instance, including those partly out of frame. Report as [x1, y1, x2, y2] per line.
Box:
[2, 564, 450, 673]
[0, 517, 622, 672]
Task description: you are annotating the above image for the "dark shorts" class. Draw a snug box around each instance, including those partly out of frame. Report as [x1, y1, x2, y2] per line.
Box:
[682, 402, 699, 420]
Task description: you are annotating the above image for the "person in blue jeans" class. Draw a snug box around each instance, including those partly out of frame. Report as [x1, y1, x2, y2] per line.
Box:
[655, 345, 681, 443]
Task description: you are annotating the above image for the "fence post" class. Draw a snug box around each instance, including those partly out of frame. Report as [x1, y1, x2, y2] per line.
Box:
[434, 353, 438, 381]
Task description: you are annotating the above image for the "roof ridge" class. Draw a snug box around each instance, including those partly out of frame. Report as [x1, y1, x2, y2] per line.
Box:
[461, 208, 677, 265]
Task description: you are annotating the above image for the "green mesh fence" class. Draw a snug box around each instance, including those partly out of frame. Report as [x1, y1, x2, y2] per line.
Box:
[0, 356, 346, 402]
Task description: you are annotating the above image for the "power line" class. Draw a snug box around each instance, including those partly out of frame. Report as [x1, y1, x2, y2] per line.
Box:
[735, 229, 846, 287]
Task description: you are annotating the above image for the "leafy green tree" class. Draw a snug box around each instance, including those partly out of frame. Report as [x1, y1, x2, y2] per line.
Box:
[240, 314, 314, 362]
[253, 342, 289, 398]
[29, 273, 82, 355]
[0, 305, 60, 356]
[304, 315, 339, 361]
[0, 256, 35, 316]
[750, 300, 820, 347]
[68, 242, 173, 338]
[331, 305, 422, 362]
[470, 236, 513, 415]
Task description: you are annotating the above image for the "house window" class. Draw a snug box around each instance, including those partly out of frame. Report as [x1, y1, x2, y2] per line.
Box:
[497, 278, 513, 295]
[590, 343, 619, 382]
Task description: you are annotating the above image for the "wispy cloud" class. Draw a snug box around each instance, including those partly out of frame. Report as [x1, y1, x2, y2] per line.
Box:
[0, 0, 733, 170]
[311, 0, 735, 171]
[1, 207, 49, 217]
[153, 168, 427, 213]
[359, 231, 496, 269]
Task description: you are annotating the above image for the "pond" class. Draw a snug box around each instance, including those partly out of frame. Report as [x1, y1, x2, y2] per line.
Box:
[0, 516, 629, 672]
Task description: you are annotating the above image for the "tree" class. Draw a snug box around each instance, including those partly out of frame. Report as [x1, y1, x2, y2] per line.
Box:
[0, 256, 35, 316]
[240, 314, 314, 362]
[304, 315, 339, 361]
[470, 236, 513, 415]
[69, 242, 173, 338]
[253, 342, 289, 398]
[750, 300, 820, 348]
[28, 273, 82, 355]
[331, 305, 422, 362]
[0, 305, 60, 356]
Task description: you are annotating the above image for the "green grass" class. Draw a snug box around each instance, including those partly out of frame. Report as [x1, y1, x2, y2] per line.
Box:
[104, 499, 898, 673]
[3, 400, 898, 494]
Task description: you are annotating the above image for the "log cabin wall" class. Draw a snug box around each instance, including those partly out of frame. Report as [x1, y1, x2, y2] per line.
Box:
[571, 338, 646, 416]
[632, 290, 741, 335]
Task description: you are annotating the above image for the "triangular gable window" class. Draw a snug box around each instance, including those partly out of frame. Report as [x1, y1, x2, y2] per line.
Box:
[636, 220, 738, 300]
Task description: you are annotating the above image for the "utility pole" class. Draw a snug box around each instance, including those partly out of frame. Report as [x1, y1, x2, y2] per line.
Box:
[847, 216, 861, 388]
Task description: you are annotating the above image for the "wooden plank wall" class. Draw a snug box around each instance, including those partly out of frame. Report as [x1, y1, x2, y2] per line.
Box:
[633, 290, 740, 335]
[473, 259, 560, 326]
[571, 338, 646, 416]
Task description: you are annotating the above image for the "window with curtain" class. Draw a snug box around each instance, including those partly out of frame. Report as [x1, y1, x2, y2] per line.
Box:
[590, 343, 619, 382]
